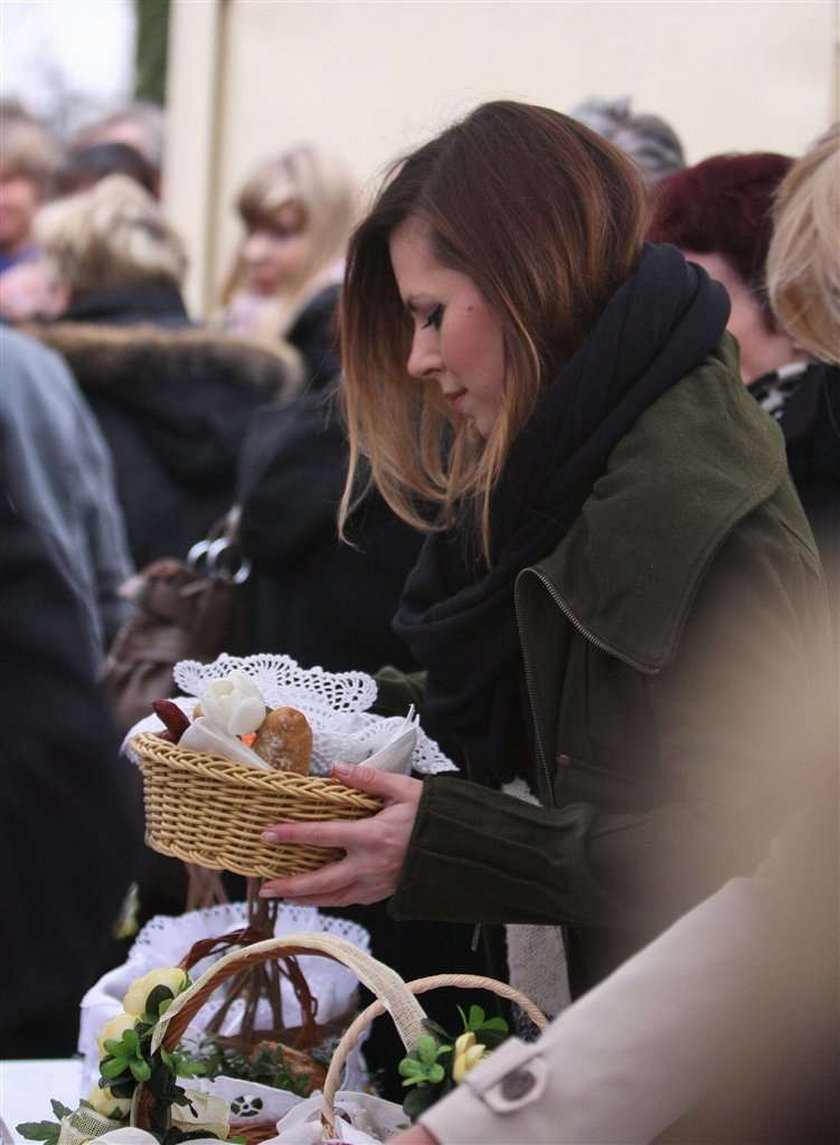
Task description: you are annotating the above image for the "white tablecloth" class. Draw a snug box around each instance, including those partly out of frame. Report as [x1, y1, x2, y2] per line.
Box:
[0, 1060, 82, 1143]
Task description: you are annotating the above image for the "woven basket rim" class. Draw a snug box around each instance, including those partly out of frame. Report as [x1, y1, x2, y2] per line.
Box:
[131, 731, 380, 806]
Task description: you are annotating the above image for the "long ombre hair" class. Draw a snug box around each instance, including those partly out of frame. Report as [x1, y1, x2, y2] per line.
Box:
[339, 101, 647, 559]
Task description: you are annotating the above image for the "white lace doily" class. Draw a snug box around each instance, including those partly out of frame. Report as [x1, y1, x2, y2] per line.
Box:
[137, 652, 456, 775]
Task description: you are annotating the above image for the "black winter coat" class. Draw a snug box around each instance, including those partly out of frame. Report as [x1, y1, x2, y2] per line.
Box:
[749, 361, 840, 639]
[238, 387, 422, 674]
[0, 429, 143, 1055]
[28, 292, 298, 566]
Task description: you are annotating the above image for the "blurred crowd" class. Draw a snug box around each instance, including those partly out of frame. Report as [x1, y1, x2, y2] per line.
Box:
[0, 92, 837, 1142]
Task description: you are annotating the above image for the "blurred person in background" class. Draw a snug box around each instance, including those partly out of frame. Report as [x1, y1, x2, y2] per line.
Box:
[766, 123, 840, 638]
[58, 140, 159, 197]
[69, 101, 165, 197]
[0, 104, 63, 320]
[650, 151, 838, 629]
[24, 174, 300, 567]
[570, 94, 685, 184]
[0, 326, 132, 663]
[391, 120, 840, 1145]
[649, 152, 799, 385]
[0, 332, 143, 1058]
[221, 143, 359, 390]
[0, 103, 59, 275]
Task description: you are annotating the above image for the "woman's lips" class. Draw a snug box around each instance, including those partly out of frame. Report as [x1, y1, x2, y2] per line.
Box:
[446, 388, 468, 411]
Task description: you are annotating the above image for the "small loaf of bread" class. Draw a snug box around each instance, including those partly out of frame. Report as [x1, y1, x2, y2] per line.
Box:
[253, 706, 313, 775]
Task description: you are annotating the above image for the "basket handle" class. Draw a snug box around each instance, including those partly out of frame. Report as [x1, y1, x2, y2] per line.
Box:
[134, 931, 428, 1132]
[150, 930, 427, 1055]
[320, 972, 549, 1140]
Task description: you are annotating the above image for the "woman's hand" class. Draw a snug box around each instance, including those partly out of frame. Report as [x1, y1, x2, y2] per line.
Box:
[259, 763, 424, 906]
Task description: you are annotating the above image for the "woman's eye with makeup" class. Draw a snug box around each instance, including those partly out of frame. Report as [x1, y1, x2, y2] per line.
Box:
[422, 304, 443, 330]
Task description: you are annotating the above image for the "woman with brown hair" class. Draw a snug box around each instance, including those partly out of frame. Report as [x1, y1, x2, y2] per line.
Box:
[260, 102, 833, 1010]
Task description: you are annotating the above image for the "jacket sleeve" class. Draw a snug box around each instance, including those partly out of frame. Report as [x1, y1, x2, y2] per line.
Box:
[391, 508, 836, 930]
[418, 811, 837, 1145]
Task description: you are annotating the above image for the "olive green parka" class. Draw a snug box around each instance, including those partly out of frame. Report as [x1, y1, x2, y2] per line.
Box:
[387, 338, 835, 994]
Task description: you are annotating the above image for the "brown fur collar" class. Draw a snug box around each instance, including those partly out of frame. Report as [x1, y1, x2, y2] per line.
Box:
[20, 321, 304, 400]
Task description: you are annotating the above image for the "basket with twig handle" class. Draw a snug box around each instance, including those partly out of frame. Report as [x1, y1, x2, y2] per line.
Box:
[134, 930, 548, 1142]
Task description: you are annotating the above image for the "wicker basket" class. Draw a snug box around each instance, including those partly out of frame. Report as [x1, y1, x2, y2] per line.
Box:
[139, 930, 548, 1142]
[132, 732, 382, 879]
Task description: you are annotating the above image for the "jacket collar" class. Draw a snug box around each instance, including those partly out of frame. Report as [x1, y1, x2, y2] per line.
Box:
[520, 337, 788, 672]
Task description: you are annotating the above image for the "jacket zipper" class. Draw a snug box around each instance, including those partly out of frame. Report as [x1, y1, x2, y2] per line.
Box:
[522, 567, 654, 672]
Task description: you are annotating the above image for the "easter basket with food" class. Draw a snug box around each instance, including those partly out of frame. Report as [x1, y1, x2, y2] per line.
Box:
[125, 654, 455, 881]
[20, 932, 547, 1145]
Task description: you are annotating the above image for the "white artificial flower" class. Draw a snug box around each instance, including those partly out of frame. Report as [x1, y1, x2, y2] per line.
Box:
[199, 670, 266, 736]
[122, 966, 189, 1016]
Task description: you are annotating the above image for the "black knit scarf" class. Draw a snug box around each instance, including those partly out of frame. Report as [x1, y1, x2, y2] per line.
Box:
[393, 244, 730, 786]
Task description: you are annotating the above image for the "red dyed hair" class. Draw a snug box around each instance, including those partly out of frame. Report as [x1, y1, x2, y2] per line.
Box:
[648, 153, 793, 321]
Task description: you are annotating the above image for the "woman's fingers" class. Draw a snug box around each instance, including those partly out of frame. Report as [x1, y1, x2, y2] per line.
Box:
[260, 854, 359, 900]
[258, 766, 425, 906]
[332, 762, 423, 803]
[262, 817, 367, 850]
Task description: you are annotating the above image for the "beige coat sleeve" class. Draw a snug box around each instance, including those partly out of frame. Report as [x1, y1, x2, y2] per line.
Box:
[420, 813, 835, 1144]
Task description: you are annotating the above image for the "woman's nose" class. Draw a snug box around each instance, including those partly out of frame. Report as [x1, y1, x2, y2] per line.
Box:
[406, 329, 442, 379]
[242, 231, 270, 263]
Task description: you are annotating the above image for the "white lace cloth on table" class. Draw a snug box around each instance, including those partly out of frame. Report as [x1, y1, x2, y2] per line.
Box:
[123, 652, 456, 776]
[78, 903, 371, 1095]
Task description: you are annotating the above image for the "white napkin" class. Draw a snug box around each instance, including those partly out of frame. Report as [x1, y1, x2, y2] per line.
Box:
[357, 706, 420, 774]
[179, 715, 271, 769]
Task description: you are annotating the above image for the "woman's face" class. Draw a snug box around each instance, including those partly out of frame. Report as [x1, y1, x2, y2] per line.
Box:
[240, 201, 309, 296]
[389, 215, 506, 438]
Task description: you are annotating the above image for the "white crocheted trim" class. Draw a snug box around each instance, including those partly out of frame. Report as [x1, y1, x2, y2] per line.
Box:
[132, 903, 369, 1032]
[155, 652, 456, 775]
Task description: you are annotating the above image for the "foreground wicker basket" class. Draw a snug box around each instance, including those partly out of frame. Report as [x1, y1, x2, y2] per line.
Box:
[141, 931, 548, 1142]
[132, 732, 382, 879]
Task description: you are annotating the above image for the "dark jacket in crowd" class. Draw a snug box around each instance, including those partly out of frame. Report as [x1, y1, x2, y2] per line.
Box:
[285, 282, 342, 393]
[749, 360, 840, 640]
[0, 422, 143, 1056]
[26, 291, 298, 567]
[388, 337, 835, 997]
[238, 385, 422, 674]
[0, 327, 132, 661]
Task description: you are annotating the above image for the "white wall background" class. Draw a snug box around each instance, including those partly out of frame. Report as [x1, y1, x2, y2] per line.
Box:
[164, 0, 839, 314]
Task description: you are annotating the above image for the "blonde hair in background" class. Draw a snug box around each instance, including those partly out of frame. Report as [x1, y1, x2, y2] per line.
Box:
[224, 144, 359, 339]
[767, 123, 840, 365]
[35, 174, 187, 299]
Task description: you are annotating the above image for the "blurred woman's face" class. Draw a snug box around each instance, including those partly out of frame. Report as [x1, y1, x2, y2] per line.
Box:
[240, 201, 309, 295]
[389, 214, 506, 438]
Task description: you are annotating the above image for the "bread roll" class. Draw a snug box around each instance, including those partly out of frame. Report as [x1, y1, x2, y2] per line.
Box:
[253, 706, 312, 775]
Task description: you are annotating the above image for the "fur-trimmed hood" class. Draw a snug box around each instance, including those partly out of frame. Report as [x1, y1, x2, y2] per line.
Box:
[23, 320, 303, 488]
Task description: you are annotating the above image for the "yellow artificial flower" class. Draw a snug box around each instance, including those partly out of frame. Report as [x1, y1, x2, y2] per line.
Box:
[123, 966, 189, 1016]
[96, 1011, 136, 1057]
[84, 1083, 131, 1119]
[452, 1031, 488, 1083]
